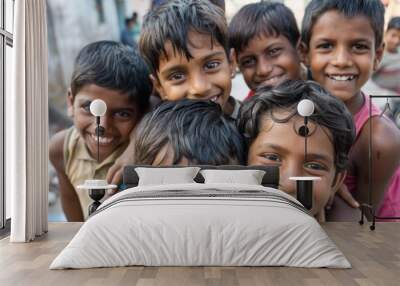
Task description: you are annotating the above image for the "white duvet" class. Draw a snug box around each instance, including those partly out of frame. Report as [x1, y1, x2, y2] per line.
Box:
[50, 183, 350, 269]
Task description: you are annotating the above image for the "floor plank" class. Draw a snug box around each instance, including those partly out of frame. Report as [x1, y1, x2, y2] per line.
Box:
[0, 222, 399, 286]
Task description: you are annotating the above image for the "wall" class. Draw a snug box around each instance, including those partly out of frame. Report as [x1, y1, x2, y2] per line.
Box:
[47, 0, 120, 111]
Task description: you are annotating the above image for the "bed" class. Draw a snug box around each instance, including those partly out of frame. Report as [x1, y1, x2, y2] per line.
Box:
[50, 165, 350, 269]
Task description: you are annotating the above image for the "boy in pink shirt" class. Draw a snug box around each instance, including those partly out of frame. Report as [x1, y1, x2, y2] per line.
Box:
[301, 0, 400, 218]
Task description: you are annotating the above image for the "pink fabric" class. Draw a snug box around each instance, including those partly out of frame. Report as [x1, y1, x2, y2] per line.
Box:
[245, 90, 255, 101]
[344, 95, 400, 218]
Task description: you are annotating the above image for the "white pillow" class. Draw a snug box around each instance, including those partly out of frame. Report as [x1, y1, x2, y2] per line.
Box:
[200, 169, 265, 185]
[135, 167, 200, 186]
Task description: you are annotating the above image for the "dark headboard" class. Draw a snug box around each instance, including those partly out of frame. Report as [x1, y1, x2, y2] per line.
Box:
[123, 165, 279, 189]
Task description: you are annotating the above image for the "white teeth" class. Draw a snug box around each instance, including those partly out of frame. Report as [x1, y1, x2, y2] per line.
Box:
[210, 96, 218, 102]
[91, 134, 113, 144]
[328, 75, 355, 81]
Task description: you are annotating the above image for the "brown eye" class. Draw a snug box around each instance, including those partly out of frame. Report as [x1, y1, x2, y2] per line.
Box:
[168, 72, 185, 82]
[268, 47, 282, 56]
[304, 162, 327, 171]
[263, 154, 282, 162]
[205, 61, 220, 70]
[114, 110, 133, 119]
[353, 43, 369, 52]
[240, 57, 256, 68]
[316, 42, 332, 50]
[81, 102, 91, 112]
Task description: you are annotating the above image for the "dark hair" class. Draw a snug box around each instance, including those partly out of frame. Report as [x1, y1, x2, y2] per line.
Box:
[151, 0, 224, 10]
[125, 17, 133, 26]
[70, 41, 152, 113]
[387, 16, 400, 31]
[132, 12, 138, 21]
[134, 99, 245, 165]
[301, 0, 385, 49]
[139, 0, 228, 73]
[229, 1, 299, 55]
[210, 0, 225, 11]
[238, 80, 355, 172]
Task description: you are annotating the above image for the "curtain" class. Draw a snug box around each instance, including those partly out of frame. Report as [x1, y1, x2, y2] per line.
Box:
[8, 0, 48, 242]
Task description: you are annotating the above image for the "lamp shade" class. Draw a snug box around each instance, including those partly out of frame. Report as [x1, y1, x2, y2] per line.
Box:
[90, 99, 107, 117]
[297, 99, 314, 117]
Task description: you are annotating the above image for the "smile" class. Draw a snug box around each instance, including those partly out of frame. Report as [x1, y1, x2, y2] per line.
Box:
[90, 134, 114, 145]
[259, 75, 285, 86]
[327, 74, 356, 81]
[208, 94, 221, 103]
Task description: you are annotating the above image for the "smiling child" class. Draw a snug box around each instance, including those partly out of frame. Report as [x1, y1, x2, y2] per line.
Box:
[139, 0, 238, 116]
[229, 1, 303, 98]
[239, 80, 355, 220]
[49, 41, 152, 221]
[301, 0, 400, 218]
[106, 0, 241, 184]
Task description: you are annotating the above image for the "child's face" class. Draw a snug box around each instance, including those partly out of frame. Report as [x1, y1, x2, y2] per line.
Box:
[384, 28, 400, 53]
[247, 112, 344, 216]
[152, 30, 234, 109]
[236, 34, 301, 91]
[304, 11, 383, 103]
[68, 84, 138, 162]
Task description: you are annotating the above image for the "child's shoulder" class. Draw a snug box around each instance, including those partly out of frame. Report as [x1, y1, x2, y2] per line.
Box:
[49, 127, 75, 171]
[49, 129, 68, 171]
[356, 115, 400, 155]
[369, 115, 400, 147]
[351, 115, 400, 190]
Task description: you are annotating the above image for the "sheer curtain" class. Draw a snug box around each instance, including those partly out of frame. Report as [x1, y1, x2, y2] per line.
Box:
[8, 0, 48, 242]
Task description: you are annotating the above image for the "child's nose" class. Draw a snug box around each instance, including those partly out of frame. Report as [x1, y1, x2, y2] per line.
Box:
[99, 116, 112, 130]
[256, 57, 273, 77]
[332, 47, 353, 68]
[279, 163, 303, 197]
[279, 178, 297, 198]
[188, 73, 212, 99]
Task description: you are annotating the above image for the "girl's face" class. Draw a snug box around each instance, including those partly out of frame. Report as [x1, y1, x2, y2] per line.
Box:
[304, 11, 383, 103]
[237, 33, 301, 91]
[247, 113, 344, 217]
[68, 84, 138, 162]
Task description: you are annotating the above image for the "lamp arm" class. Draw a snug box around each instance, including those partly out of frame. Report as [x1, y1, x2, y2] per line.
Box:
[304, 116, 308, 162]
[97, 116, 100, 163]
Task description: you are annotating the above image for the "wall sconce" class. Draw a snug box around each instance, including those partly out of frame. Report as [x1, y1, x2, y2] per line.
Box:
[77, 99, 116, 215]
[289, 99, 320, 211]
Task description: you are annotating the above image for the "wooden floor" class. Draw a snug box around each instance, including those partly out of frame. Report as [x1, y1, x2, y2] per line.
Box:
[0, 222, 399, 286]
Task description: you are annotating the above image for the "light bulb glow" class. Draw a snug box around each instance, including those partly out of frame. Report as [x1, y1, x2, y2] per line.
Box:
[90, 99, 107, 117]
[297, 99, 315, 117]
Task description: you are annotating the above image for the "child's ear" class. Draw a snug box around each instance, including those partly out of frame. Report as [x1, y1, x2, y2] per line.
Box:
[150, 74, 167, 100]
[229, 48, 237, 78]
[66, 88, 74, 118]
[331, 170, 347, 194]
[299, 41, 310, 67]
[373, 43, 385, 71]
